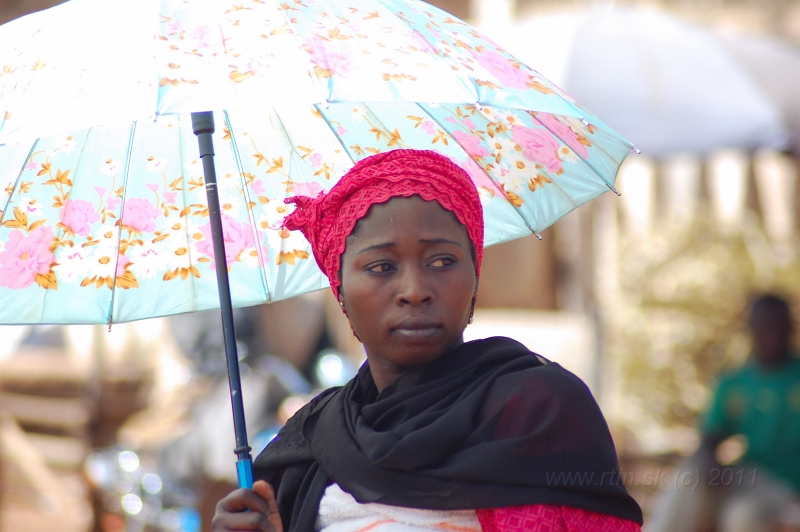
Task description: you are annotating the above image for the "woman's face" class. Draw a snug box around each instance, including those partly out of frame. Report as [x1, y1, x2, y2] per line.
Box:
[339, 195, 479, 390]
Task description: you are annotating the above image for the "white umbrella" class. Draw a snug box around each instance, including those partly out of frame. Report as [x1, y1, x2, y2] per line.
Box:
[499, 7, 790, 157]
[718, 32, 800, 154]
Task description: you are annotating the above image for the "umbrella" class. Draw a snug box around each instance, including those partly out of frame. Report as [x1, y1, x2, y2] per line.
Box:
[716, 32, 800, 154]
[0, 0, 633, 487]
[499, 6, 790, 156]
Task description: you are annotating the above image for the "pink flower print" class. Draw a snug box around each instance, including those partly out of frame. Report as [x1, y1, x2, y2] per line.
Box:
[0, 226, 55, 289]
[25, 161, 38, 171]
[61, 199, 101, 236]
[95, 187, 106, 196]
[336, 126, 348, 135]
[472, 48, 531, 90]
[251, 180, 265, 195]
[196, 214, 255, 269]
[305, 35, 353, 78]
[167, 21, 181, 31]
[511, 126, 562, 174]
[122, 198, 161, 233]
[107, 196, 120, 211]
[462, 118, 477, 130]
[146, 183, 159, 193]
[191, 25, 213, 49]
[164, 191, 178, 204]
[422, 121, 436, 135]
[452, 130, 488, 158]
[534, 114, 588, 159]
[309, 153, 323, 168]
[290, 182, 324, 198]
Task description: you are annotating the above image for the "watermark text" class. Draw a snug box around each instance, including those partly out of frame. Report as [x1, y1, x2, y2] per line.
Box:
[545, 467, 759, 491]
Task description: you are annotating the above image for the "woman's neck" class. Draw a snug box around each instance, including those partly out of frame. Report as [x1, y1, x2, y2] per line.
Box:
[367, 337, 465, 392]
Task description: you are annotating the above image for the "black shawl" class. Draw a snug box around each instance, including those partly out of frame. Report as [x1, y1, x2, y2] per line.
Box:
[253, 337, 642, 531]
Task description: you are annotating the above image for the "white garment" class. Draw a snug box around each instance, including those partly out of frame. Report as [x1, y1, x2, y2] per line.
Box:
[315, 483, 482, 532]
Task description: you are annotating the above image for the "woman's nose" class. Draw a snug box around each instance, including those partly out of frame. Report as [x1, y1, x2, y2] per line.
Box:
[396, 266, 432, 305]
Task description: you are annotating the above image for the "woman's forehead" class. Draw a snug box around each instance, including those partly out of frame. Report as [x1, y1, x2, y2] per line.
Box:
[348, 195, 468, 241]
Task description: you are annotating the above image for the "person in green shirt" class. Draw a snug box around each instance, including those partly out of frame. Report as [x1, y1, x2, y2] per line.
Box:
[701, 294, 800, 496]
[647, 294, 800, 532]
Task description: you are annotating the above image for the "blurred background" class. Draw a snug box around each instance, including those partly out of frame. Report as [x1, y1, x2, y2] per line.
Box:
[1, 0, 799, 530]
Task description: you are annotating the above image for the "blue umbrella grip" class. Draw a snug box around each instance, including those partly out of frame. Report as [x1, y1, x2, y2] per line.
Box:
[237, 458, 254, 489]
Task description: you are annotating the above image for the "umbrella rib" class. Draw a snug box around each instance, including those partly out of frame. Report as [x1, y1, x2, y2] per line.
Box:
[223, 110, 272, 303]
[107, 121, 138, 326]
[0, 139, 39, 225]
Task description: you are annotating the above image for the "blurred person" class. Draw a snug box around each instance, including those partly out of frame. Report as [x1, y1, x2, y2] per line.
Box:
[210, 149, 642, 532]
[647, 294, 800, 532]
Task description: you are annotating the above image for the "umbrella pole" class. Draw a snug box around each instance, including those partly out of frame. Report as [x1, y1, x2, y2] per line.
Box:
[191, 111, 253, 490]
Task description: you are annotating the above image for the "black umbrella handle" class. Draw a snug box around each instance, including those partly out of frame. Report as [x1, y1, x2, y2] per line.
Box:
[192, 111, 254, 489]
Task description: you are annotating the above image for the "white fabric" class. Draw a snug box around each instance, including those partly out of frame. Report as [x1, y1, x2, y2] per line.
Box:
[315, 483, 482, 532]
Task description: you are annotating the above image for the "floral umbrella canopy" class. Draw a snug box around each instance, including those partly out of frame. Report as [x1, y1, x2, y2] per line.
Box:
[0, 0, 633, 325]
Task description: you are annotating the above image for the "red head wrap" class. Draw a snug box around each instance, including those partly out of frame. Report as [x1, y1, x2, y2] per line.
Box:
[283, 149, 484, 298]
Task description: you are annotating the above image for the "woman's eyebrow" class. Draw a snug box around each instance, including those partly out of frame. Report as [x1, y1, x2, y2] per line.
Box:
[357, 242, 395, 255]
[356, 238, 462, 254]
[419, 238, 463, 248]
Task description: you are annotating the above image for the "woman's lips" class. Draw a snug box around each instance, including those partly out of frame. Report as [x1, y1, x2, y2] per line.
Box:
[392, 319, 441, 338]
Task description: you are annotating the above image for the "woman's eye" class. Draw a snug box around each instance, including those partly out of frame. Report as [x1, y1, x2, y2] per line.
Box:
[366, 262, 393, 273]
[430, 257, 455, 268]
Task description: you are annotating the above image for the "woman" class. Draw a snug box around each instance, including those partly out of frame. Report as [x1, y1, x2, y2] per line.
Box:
[213, 149, 643, 532]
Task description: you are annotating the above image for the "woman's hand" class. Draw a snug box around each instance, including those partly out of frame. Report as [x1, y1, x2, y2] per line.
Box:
[212, 480, 283, 532]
